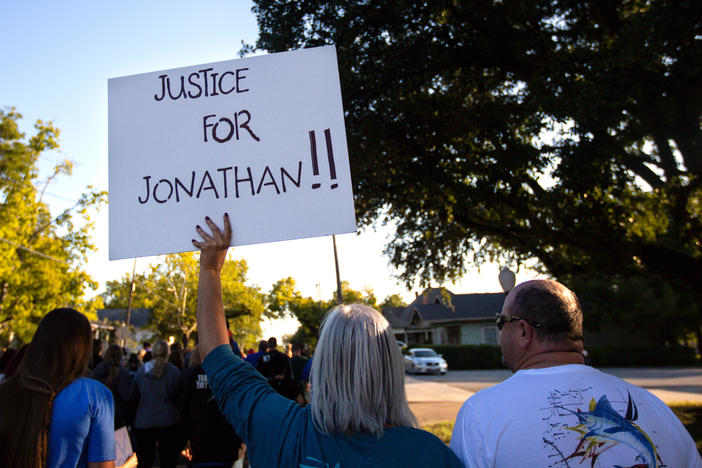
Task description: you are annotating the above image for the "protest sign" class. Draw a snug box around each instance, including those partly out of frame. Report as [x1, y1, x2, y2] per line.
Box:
[108, 45, 356, 260]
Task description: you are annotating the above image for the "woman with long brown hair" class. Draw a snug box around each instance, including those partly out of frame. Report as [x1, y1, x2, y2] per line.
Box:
[0, 307, 116, 468]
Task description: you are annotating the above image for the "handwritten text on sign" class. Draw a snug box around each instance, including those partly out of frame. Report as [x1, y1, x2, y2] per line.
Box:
[108, 45, 356, 260]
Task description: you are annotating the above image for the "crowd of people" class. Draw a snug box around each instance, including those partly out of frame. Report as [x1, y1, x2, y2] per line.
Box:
[0, 328, 312, 468]
[0, 213, 699, 467]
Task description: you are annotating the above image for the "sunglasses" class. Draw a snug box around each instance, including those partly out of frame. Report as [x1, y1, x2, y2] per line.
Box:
[496, 313, 543, 331]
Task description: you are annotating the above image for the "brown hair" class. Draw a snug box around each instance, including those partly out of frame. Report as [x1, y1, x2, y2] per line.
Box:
[101, 344, 123, 388]
[0, 308, 92, 468]
[150, 340, 170, 378]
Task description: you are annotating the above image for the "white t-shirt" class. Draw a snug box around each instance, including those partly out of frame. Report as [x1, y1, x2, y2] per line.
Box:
[450, 364, 701, 468]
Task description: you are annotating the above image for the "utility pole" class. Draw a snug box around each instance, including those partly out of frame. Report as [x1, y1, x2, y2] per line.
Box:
[332, 235, 343, 305]
[125, 258, 137, 330]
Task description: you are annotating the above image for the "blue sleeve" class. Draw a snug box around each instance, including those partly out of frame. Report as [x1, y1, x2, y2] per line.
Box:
[86, 384, 116, 462]
[203, 344, 307, 466]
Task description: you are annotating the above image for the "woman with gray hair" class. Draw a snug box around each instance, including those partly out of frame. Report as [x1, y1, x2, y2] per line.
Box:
[192, 215, 462, 467]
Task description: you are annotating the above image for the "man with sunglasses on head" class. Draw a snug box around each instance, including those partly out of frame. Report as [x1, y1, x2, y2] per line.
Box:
[450, 279, 700, 468]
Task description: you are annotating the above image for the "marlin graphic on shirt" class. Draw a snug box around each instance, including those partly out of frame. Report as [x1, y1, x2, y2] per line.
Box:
[560, 393, 662, 467]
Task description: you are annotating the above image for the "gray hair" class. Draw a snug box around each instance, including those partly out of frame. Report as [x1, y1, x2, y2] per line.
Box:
[310, 304, 417, 437]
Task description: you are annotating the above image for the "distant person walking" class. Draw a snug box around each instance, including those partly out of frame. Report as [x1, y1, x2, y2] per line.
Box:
[256, 337, 291, 380]
[290, 343, 309, 402]
[244, 340, 267, 367]
[179, 346, 244, 468]
[133, 340, 181, 468]
[90, 344, 139, 431]
[266, 351, 304, 404]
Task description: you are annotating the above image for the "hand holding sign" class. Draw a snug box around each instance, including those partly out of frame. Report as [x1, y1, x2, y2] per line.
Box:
[108, 46, 356, 260]
[192, 214, 231, 273]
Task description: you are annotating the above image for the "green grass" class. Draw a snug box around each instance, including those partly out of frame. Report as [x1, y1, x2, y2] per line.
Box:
[669, 402, 702, 455]
[423, 402, 702, 454]
[422, 422, 454, 445]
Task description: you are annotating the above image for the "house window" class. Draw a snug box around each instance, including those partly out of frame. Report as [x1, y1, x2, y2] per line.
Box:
[481, 327, 498, 345]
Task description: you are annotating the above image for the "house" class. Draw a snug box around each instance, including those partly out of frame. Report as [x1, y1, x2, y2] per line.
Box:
[97, 308, 154, 349]
[383, 288, 505, 346]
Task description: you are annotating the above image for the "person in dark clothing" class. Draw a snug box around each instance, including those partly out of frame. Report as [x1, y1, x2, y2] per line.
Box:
[267, 351, 304, 404]
[90, 338, 103, 370]
[179, 346, 243, 468]
[256, 337, 291, 379]
[127, 353, 142, 376]
[90, 344, 139, 430]
[168, 342, 185, 371]
[290, 343, 309, 402]
[142, 342, 152, 364]
[244, 340, 267, 367]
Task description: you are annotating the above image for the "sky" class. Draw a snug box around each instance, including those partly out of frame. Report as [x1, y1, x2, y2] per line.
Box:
[0, 1, 544, 340]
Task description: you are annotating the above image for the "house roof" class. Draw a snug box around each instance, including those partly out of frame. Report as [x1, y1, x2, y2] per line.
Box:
[383, 306, 406, 329]
[383, 288, 505, 329]
[98, 308, 151, 328]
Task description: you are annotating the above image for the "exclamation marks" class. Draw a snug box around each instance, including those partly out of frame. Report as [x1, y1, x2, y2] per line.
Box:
[309, 130, 321, 189]
[324, 129, 338, 189]
[309, 129, 339, 190]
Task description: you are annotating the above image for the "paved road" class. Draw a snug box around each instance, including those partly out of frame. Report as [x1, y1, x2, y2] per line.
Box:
[405, 367, 702, 404]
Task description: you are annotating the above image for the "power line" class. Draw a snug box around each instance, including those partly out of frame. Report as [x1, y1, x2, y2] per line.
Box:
[39, 190, 79, 203]
[0, 237, 70, 265]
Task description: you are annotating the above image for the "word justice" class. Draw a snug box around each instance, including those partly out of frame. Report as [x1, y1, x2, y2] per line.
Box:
[137, 162, 303, 205]
[154, 67, 249, 101]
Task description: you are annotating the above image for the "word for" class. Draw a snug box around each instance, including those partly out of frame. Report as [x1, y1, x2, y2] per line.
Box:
[203, 112, 260, 143]
[309, 128, 338, 189]
[137, 162, 303, 205]
[154, 67, 249, 101]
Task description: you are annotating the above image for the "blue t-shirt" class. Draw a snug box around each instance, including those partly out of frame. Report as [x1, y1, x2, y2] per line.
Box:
[47, 377, 116, 467]
[203, 345, 462, 468]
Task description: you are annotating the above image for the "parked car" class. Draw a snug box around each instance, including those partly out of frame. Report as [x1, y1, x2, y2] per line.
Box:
[403, 348, 448, 375]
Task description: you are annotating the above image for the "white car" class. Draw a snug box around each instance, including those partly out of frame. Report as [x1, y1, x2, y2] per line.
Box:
[404, 348, 448, 375]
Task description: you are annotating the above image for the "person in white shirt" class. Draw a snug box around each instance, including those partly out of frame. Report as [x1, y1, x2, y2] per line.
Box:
[450, 279, 701, 468]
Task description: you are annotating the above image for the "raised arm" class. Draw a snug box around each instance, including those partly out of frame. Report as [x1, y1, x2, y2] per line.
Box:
[192, 214, 232, 359]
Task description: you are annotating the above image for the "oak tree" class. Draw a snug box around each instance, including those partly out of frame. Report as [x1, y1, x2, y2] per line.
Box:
[247, 0, 702, 344]
[102, 253, 267, 347]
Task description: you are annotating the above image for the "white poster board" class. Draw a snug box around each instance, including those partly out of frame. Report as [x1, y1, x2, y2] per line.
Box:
[108, 45, 356, 260]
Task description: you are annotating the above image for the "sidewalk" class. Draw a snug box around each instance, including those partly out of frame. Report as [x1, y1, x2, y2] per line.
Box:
[405, 369, 702, 426]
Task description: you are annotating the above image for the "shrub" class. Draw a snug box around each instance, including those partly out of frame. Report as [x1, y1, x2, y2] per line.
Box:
[411, 344, 699, 369]
[421, 344, 503, 370]
[586, 345, 699, 367]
